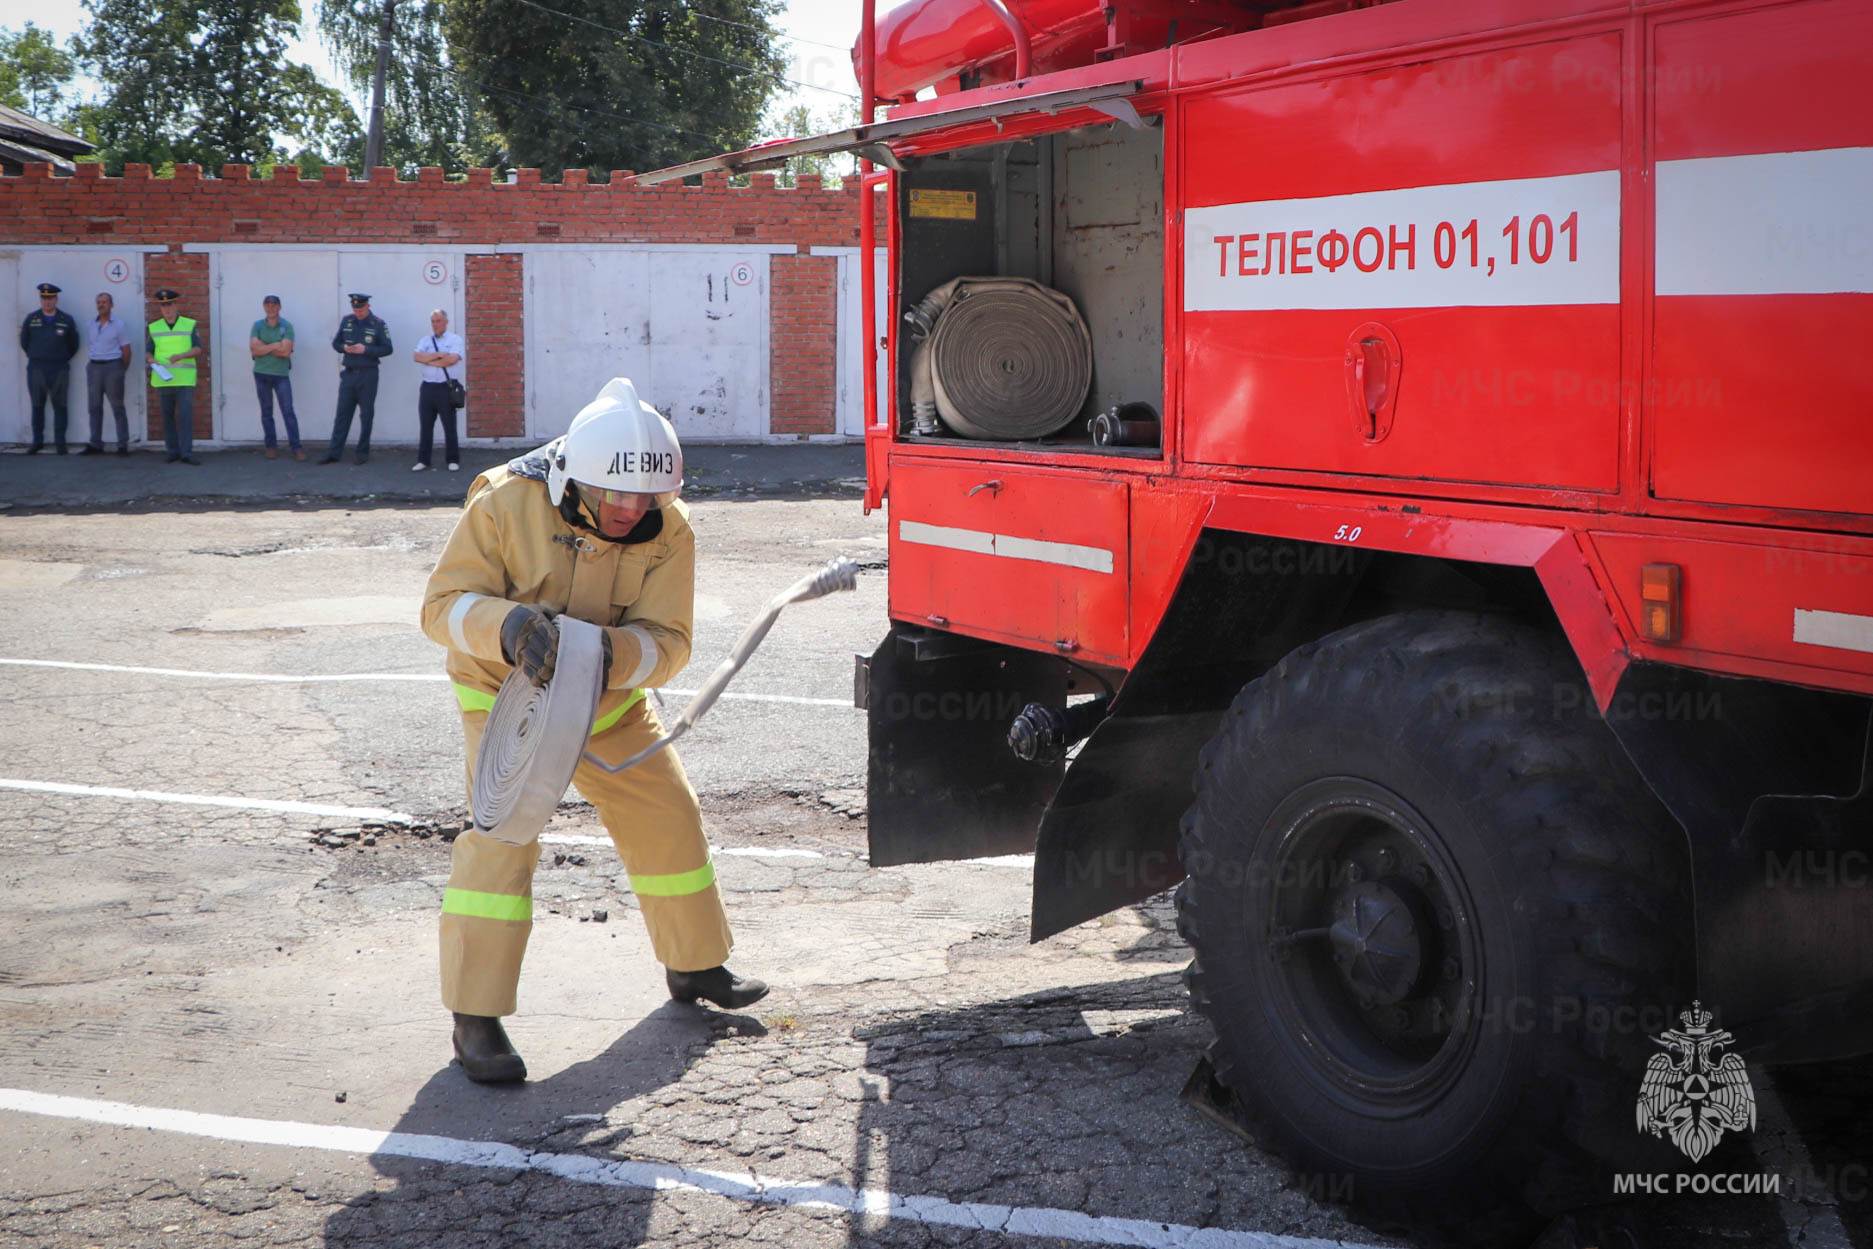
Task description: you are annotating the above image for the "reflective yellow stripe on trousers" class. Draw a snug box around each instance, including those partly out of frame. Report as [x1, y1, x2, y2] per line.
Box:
[442, 887, 532, 921]
[452, 682, 646, 734]
[628, 860, 716, 897]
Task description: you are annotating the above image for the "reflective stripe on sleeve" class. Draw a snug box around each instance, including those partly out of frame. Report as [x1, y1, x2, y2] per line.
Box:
[619, 625, 659, 687]
[447, 592, 487, 653]
[628, 860, 716, 898]
[441, 887, 532, 922]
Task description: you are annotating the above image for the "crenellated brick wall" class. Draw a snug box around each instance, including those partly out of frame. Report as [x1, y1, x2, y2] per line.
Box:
[2, 163, 882, 440]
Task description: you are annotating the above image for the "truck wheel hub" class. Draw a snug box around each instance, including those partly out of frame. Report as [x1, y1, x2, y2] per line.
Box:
[1257, 778, 1483, 1112]
[1329, 880, 1425, 1007]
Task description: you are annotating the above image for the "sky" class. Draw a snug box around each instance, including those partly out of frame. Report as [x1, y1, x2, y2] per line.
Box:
[9, 0, 869, 133]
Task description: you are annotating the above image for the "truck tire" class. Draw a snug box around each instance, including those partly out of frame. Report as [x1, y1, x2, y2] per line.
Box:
[1176, 611, 1692, 1242]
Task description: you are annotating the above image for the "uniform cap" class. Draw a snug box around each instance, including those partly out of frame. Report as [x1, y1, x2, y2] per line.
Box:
[347, 292, 371, 305]
[262, 294, 281, 305]
[36, 283, 60, 295]
[152, 288, 180, 302]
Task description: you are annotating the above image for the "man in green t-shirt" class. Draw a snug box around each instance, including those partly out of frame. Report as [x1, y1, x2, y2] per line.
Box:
[249, 295, 301, 460]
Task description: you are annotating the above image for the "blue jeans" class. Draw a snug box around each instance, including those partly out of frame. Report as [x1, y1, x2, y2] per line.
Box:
[254, 373, 300, 450]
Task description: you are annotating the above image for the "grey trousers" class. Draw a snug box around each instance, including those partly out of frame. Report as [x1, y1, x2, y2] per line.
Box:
[86, 359, 129, 449]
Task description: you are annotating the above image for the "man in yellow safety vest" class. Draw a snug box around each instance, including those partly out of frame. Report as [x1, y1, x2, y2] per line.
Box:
[146, 288, 202, 465]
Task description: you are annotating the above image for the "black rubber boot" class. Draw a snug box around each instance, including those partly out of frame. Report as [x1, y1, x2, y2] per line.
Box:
[666, 965, 769, 1010]
[451, 1012, 527, 1083]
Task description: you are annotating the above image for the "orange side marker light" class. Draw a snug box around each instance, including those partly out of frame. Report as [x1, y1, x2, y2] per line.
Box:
[1640, 563, 1680, 644]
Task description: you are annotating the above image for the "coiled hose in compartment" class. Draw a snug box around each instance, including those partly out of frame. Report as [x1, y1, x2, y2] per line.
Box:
[906, 277, 1092, 441]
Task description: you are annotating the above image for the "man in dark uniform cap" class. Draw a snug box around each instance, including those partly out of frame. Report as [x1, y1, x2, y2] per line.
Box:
[322, 292, 393, 464]
[146, 288, 203, 465]
[19, 282, 79, 453]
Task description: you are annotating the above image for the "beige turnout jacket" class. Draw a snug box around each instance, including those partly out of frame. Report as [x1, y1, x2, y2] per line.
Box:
[421, 458, 694, 715]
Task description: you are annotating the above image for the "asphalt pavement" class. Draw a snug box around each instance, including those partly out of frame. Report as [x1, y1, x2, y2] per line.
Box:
[0, 439, 868, 510]
[0, 447, 1866, 1249]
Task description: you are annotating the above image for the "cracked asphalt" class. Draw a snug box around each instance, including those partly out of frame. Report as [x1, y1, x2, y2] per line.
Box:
[0, 446, 1866, 1249]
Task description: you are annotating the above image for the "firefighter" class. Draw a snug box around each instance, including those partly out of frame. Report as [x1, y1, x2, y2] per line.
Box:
[420, 377, 767, 1084]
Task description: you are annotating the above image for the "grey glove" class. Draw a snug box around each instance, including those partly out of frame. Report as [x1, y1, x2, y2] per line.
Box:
[500, 606, 558, 686]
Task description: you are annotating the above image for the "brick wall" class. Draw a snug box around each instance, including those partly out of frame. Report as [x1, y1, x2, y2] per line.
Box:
[768, 253, 840, 437]
[2, 162, 884, 439]
[464, 253, 522, 439]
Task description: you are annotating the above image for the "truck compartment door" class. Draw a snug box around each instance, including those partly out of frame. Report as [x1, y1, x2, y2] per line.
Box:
[889, 462, 1130, 663]
[1648, 1, 1873, 516]
[1179, 34, 1625, 493]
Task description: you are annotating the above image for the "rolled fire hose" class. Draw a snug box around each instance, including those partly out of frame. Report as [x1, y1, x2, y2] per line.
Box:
[906, 277, 1092, 441]
[470, 558, 861, 846]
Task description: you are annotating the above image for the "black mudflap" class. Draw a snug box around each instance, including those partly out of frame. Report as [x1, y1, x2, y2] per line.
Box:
[864, 625, 1066, 867]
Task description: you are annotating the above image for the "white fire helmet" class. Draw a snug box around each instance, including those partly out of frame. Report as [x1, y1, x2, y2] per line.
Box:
[546, 377, 684, 509]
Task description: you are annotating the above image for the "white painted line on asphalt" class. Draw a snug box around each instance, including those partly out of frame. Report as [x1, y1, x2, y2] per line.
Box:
[0, 658, 446, 683]
[681, 689, 851, 708]
[961, 854, 1036, 868]
[539, 833, 824, 861]
[0, 784, 867, 857]
[0, 1087, 1374, 1249]
[0, 778, 411, 824]
[0, 658, 853, 707]
[0, 783, 1033, 874]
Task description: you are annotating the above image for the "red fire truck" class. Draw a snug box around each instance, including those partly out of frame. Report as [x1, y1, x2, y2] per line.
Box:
[649, 0, 1872, 1237]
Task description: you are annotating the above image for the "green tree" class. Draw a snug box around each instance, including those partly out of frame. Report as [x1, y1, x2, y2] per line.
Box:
[0, 23, 78, 116]
[276, 63, 367, 170]
[315, 0, 497, 172]
[446, 0, 786, 178]
[74, 0, 360, 173]
[768, 101, 854, 189]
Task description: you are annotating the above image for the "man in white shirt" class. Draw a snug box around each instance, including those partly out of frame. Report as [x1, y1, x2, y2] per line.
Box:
[84, 291, 133, 455]
[411, 308, 464, 471]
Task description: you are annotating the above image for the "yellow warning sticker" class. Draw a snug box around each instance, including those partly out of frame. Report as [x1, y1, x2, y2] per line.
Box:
[909, 189, 978, 221]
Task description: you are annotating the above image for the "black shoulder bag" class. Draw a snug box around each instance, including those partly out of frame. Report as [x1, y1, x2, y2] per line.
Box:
[431, 336, 467, 409]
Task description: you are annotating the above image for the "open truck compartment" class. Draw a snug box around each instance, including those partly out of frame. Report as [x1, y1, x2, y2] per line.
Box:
[893, 119, 1165, 457]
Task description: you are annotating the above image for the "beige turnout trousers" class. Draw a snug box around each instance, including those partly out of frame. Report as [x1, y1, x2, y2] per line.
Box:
[439, 694, 733, 1017]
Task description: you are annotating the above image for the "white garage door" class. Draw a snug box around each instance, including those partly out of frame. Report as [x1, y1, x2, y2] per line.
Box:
[208, 248, 463, 447]
[524, 247, 773, 441]
[830, 249, 891, 438]
[0, 248, 146, 447]
[210, 251, 338, 448]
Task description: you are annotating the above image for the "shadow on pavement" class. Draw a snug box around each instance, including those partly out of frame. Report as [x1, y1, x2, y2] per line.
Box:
[839, 968, 1282, 1246]
[319, 1002, 763, 1248]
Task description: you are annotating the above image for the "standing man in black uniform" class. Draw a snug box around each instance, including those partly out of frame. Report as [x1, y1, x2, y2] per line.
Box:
[19, 282, 79, 454]
[322, 292, 392, 464]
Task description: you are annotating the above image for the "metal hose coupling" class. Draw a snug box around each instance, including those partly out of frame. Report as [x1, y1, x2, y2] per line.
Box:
[468, 559, 861, 844]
